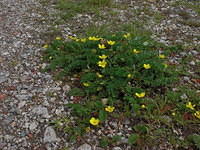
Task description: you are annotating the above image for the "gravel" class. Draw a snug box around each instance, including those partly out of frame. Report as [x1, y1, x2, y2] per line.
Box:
[0, 0, 70, 149]
[0, 0, 199, 149]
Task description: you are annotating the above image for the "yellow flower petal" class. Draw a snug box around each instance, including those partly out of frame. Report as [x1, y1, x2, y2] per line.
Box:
[98, 44, 106, 49]
[99, 54, 108, 59]
[127, 74, 132, 78]
[88, 36, 101, 41]
[159, 54, 166, 59]
[143, 64, 151, 69]
[83, 82, 90, 87]
[135, 92, 145, 98]
[194, 111, 200, 119]
[90, 117, 100, 126]
[186, 102, 195, 110]
[141, 104, 146, 109]
[107, 40, 115, 45]
[132, 49, 140, 54]
[43, 44, 48, 48]
[96, 72, 103, 78]
[105, 106, 115, 112]
[80, 38, 87, 42]
[123, 33, 131, 38]
[55, 37, 61, 40]
[97, 60, 107, 68]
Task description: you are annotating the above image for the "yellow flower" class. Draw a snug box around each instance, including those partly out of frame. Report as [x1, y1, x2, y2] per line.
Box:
[105, 106, 115, 112]
[123, 33, 131, 38]
[107, 40, 115, 45]
[98, 44, 106, 49]
[88, 36, 101, 41]
[186, 102, 195, 110]
[98, 60, 107, 68]
[135, 92, 145, 98]
[68, 36, 78, 41]
[55, 37, 61, 40]
[172, 112, 176, 116]
[80, 38, 87, 42]
[194, 111, 200, 119]
[159, 54, 165, 59]
[127, 74, 132, 78]
[90, 117, 100, 126]
[43, 44, 48, 48]
[99, 54, 108, 59]
[96, 72, 103, 78]
[132, 49, 140, 54]
[141, 104, 146, 109]
[143, 64, 151, 69]
[83, 82, 90, 87]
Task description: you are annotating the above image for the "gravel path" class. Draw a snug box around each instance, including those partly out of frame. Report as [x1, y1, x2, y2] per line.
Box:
[0, 0, 69, 149]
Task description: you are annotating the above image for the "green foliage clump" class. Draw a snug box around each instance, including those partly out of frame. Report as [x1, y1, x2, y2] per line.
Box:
[43, 32, 177, 144]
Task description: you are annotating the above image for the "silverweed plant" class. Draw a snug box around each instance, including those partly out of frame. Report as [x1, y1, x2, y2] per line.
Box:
[43, 32, 180, 144]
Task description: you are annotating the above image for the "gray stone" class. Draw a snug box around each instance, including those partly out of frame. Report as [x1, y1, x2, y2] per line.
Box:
[183, 76, 190, 82]
[29, 122, 38, 131]
[43, 127, 60, 143]
[0, 72, 9, 83]
[190, 61, 195, 65]
[180, 94, 188, 100]
[18, 101, 26, 109]
[15, 94, 31, 100]
[63, 84, 71, 93]
[32, 106, 50, 118]
[77, 143, 92, 150]
[113, 147, 122, 150]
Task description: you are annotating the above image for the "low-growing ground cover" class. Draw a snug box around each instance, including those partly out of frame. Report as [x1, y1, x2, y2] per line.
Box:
[43, 33, 200, 149]
[41, 0, 200, 149]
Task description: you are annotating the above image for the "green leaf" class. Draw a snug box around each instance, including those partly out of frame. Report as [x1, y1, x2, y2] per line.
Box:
[188, 134, 200, 149]
[68, 88, 85, 96]
[99, 110, 107, 121]
[133, 124, 149, 134]
[128, 134, 139, 145]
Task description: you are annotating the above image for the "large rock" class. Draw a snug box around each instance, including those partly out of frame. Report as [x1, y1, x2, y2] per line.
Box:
[77, 143, 92, 150]
[43, 126, 60, 143]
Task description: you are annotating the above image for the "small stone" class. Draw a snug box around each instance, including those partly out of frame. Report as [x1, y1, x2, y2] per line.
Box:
[0, 72, 9, 83]
[183, 76, 190, 82]
[95, 147, 104, 150]
[43, 126, 60, 143]
[123, 119, 130, 125]
[32, 106, 50, 118]
[189, 61, 195, 65]
[113, 147, 122, 150]
[0, 94, 7, 101]
[29, 122, 38, 131]
[101, 98, 108, 105]
[16, 94, 31, 100]
[18, 101, 26, 108]
[172, 88, 178, 92]
[77, 143, 92, 150]
[161, 115, 172, 123]
[63, 85, 71, 93]
[180, 93, 188, 100]
[110, 122, 118, 128]
[121, 137, 128, 143]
